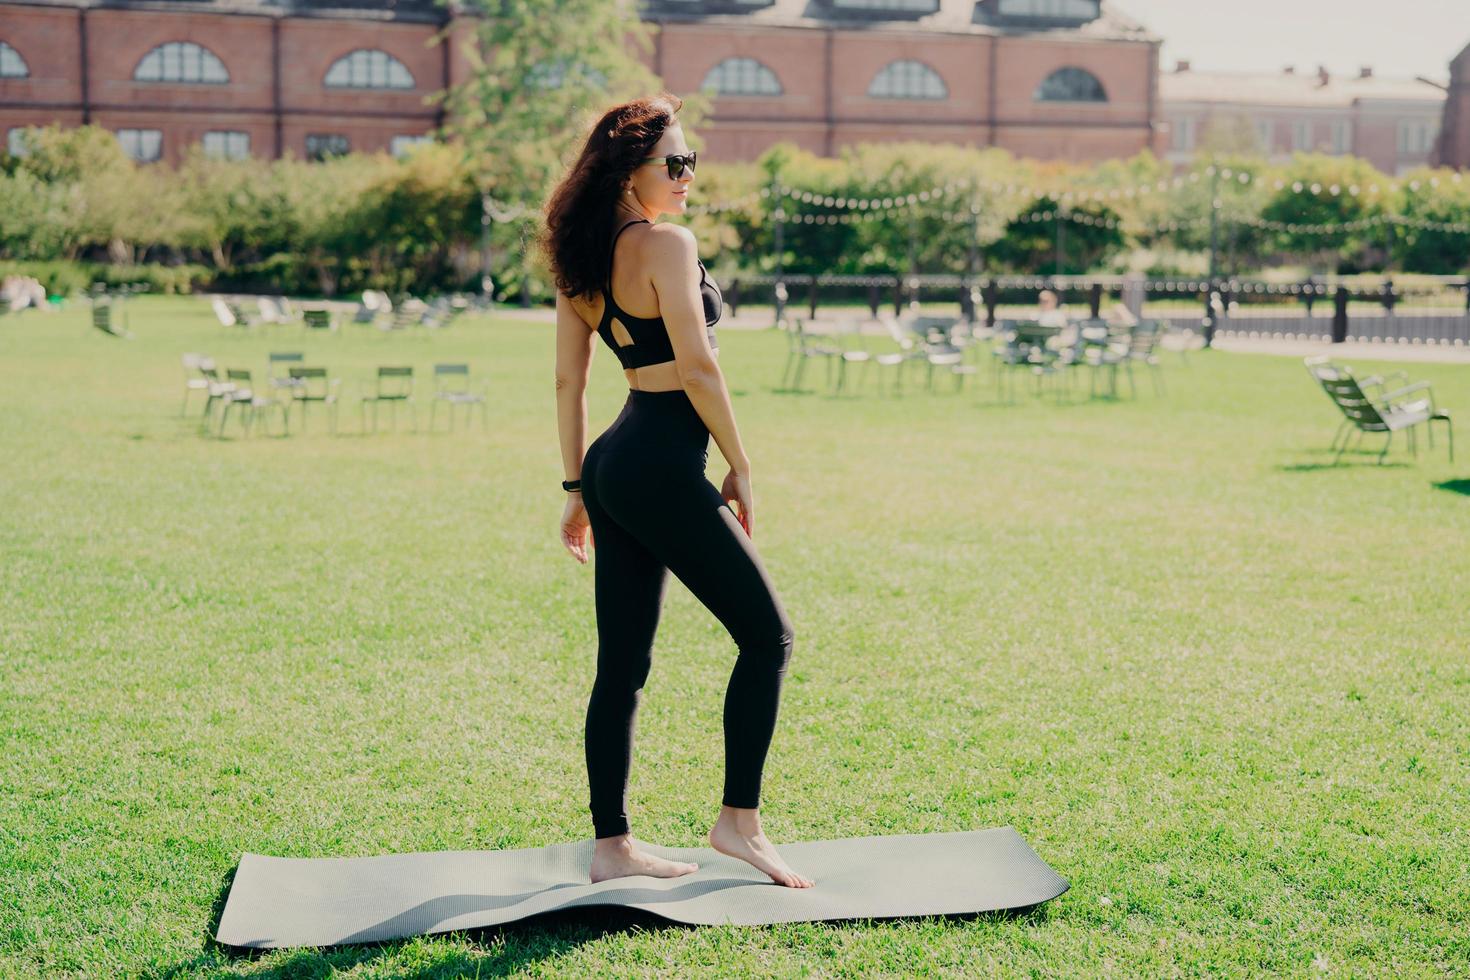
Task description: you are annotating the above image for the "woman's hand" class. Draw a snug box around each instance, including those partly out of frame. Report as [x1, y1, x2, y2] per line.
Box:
[561, 494, 593, 563]
[720, 467, 754, 540]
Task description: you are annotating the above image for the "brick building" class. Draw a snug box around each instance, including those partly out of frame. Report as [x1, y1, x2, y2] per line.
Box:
[1160, 60, 1446, 176]
[0, 0, 474, 164]
[1436, 39, 1470, 169]
[0, 0, 1162, 165]
[646, 0, 1160, 163]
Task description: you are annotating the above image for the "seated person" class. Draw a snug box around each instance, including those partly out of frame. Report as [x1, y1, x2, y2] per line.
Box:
[1035, 289, 1069, 327]
[1035, 289, 1074, 352]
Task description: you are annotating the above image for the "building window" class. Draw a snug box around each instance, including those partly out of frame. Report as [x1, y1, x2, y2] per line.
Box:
[997, 0, 1098, 18]
[7, 127, 33, 157]
[1170, 116, 1195, 152]
[324, 49, 414, 90]
[829, 0, 939, 11]
[133, 42, 229, 84]
[202, 130, 250, 160]
[1035, 67, 1107, 102]
[700, 57, 782, 96]
[1398, 119, 1437, 155]
[305, 133, 350, 161]
[1255, 119, 1274, 152]
[1, 40, 29, 78]
[868, 59, 947, 100]
[117, 128, 163, 162]
[1330, 120, 1352, 154]
[390, 134, 432, 158]
[1291, 120, 1312, 151]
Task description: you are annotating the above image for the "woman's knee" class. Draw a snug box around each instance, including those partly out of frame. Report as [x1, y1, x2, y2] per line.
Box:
[778, 618, 795, 668]
[594, 649, 653, 694]
[738, 612, 794, 671]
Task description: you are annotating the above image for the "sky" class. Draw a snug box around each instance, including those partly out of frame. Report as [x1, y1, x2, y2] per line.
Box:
[1110, 0, 1470, 82]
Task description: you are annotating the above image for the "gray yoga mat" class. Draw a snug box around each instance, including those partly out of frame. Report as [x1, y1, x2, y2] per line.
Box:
[215, 826, 1068, 949]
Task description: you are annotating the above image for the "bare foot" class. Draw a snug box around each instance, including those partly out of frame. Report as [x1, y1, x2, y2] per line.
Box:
[708, 806, 814, 888]
[589, 834, 700, 883]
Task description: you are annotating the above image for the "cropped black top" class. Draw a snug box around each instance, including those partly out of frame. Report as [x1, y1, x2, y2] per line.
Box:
[597, 218, 722, 370]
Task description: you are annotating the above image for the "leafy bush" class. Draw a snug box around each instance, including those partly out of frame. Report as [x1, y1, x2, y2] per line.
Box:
[3, 124, 1468, 291]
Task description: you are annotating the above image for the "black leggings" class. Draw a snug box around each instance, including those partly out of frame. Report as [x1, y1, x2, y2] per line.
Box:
[579, 388, 796, 840]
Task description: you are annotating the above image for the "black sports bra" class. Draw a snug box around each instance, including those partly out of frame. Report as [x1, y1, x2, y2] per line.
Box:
[596, 218, 722, 370]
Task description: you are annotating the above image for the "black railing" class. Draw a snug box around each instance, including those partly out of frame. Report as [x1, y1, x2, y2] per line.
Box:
[721, 273, 1470, 346]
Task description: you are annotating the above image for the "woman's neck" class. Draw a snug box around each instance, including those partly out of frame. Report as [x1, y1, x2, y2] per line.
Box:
[614, 202, 656, 225]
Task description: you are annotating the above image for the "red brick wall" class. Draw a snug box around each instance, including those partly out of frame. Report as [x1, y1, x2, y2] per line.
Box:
[1, 3, 448, 163]
[2, 4, 1157, 165]
[1439, 44, 1470, 169]
[651, 22, 1155, 164]
[0, 5, 85, 110]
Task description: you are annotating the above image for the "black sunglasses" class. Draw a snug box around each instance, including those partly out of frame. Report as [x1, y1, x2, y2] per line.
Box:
[641, 151, 697, 180]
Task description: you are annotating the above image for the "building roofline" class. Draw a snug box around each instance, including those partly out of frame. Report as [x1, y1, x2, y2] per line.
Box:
[0, 0, 459, 23]
[0, 0, 1157, 37]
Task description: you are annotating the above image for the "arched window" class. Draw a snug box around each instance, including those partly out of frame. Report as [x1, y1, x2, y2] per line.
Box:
[324, 49, 414, 90]
[867, 60, 947, 100]
[1034, 67, 1107, 102]
[133, 42, 229, 84]
[1, 40, 29, 79]
[997, 0, 1099, 20]
[700, 57, 782, 96]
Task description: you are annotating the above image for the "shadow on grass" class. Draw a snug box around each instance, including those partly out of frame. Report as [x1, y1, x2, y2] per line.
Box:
[145, 864, 1058, 979]
[1433, 479, 1470, 496]
[1276, 446, 1415, 472]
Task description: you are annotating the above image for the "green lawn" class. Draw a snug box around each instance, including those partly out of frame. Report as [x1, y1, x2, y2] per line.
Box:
[2, 297, 1466, 978]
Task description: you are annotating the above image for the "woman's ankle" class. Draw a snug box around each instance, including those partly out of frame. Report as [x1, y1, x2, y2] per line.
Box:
[717, 804, 762, 833]
[594, 831, 633, 850]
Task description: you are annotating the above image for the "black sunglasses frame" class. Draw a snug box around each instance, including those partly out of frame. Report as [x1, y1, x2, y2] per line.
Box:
[642, 151, 697, 180]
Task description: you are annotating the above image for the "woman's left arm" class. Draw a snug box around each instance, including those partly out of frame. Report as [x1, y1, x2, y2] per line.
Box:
[555, 291, 596, 562]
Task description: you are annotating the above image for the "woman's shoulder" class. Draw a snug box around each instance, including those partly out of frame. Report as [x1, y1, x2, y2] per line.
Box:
[640, 220, 697, 248]
[638, 222, 699, 274]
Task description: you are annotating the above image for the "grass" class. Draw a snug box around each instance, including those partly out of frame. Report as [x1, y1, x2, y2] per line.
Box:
[1, 296, 1467, 978]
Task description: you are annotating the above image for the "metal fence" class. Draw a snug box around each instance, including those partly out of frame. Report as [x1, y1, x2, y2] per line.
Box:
[722, 273, 1470, 347]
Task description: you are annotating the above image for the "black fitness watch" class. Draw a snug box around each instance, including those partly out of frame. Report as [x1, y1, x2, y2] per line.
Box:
[562, 479, 582, 492]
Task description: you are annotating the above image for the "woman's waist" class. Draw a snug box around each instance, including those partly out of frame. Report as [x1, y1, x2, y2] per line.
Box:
[604, 388, 708, 440]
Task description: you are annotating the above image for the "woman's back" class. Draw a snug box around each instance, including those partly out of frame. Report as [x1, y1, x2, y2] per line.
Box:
[589, 218, 722, 390]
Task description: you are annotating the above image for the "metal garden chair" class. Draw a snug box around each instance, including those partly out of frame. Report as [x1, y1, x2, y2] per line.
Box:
[1119, 319, 1165, 397]
[991, 321, 1061, 402]
[181, 353, 217, 415]
[355, 289, 392, 326]
[287, 366, 342, 434]
[302, 308, 337, 334]
[265, 352, 305, 400]
[430, 363, 489, 431]
[1081, 320, 1144, 398]
[256, 296, 298, 326]
[779, 317, 844, 392]
[90, 301, 133, 339]
[217, 368, 287, 438]
[359, 366, 416, 433]
[1303, 356, 1453, 464]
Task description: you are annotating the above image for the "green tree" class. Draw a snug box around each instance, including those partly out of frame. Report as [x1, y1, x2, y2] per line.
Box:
[1392, 168, 1470, 274]
[1259, 153, 1389, 273]
[990, 196, 1124, 274]
[173, 146, 276, 274]
[436, 0, 705, 209]
[434, 0, 716, 299]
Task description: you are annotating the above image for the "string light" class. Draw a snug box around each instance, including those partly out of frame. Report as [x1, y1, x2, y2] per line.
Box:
[475, 159, 1470, 235]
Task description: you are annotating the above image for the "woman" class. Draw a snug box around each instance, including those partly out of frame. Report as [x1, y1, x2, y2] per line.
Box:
[540, 93, 812, 889]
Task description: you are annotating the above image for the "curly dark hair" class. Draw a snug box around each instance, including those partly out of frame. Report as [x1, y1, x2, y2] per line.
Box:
[538, 92, 685, 302]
